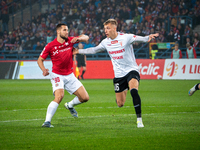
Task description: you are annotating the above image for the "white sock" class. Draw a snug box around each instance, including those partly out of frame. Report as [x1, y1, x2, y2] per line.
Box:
[137, 117, 142, 122]
[68, 96, 81, 108]
[45, 101, 59, 122]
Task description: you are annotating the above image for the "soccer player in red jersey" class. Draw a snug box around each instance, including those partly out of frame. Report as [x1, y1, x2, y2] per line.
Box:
[37, 23, 89, 127]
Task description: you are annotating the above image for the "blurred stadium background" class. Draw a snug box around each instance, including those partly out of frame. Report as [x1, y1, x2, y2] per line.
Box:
[0, 0, 200, 60]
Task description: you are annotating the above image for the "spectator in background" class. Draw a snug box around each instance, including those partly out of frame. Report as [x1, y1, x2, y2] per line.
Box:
[174, 30, 180, 44]
[0, 38, 5, 51]
[186, 37, 193, 47]
[193, 38, 200, 50]
[1, 0, 199, 60]
[24, 37, 32, 50]
[35, 41, 43, 50]
[166, 30, 174, 42]
[8, 32, 15, 44]
[0, 28, 3, 38]
[186, 43, 197, 58]
[171, 16, 177, 28]
[158, 34, 167, 42]
[133, 12, 141, 24]
[183, 25, 193, 41]
[76, 20, 85, 34]
[15, 43, 23, 54]
[46, 31, 54, 44]
[1, 10, 9, 32]
[193, 32, 200, 41]
[171, 43, 182, 59]
[172, 3, 179, 14]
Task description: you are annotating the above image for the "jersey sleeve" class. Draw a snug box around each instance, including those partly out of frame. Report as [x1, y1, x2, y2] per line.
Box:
[40, 44, 50, 59]
[127, 34, 149, 44]
[79, 43, 105, 54]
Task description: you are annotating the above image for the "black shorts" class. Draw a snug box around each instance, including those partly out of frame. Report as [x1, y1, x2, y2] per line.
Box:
[113, 70, 140, 93]
[77, 60, 86, 67]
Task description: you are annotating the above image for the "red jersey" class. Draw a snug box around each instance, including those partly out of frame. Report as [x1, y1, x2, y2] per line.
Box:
[40, 37, 78, 75]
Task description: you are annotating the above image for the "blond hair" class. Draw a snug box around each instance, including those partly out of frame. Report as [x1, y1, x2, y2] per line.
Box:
[103, 19, 118, 26]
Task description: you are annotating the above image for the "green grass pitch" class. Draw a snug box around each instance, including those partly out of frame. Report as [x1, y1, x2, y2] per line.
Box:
[0, 79, 199, 150]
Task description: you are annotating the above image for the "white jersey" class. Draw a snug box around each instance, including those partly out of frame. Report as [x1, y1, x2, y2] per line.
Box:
[79, 32, 149, 78]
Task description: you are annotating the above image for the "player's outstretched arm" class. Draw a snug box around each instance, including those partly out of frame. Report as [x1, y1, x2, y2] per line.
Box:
[71, 34, 89, 43]
[132, 33, 159, 43]
[78, 44, 105, 54]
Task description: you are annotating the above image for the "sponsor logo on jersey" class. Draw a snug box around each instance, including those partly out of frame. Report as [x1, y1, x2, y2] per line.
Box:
[112, 55, 123, 59]
[108, 49, 125, 54]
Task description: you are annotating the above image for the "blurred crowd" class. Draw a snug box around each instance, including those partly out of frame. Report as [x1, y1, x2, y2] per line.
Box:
[0, 0, 200, 57]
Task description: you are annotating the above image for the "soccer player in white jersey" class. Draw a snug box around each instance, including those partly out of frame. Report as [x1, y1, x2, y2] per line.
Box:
[74, 19, 159, 128]
[37, 23, 90, 127]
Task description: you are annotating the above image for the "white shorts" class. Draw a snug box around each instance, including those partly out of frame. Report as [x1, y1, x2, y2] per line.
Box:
[50, 72, 83, 95]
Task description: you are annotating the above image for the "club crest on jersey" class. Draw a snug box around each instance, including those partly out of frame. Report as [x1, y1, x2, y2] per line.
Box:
[65, 42, 69, 46]
[111, 40, 118, 44]
[53, 50, 59, 55]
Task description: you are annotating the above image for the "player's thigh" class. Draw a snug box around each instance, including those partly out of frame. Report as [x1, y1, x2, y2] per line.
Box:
[64, 73, 88, 101]
[73, 85, 89, 102]
[128, 78, 139, 90]
[115, 90, 127, 104]
[50, 72, 65, 95]
[127, 70, 140, 90]
[113, 76, 128, 93]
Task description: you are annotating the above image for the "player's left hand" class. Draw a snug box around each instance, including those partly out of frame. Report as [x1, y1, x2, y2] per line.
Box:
[148, 33, 159, 42]
[71, 37, 80, 43]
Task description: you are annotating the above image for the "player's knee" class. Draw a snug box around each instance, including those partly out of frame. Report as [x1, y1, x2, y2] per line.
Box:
[116, 100, 124, 107]
[80, 94, 89, 102]
[54, 95, 64, 104]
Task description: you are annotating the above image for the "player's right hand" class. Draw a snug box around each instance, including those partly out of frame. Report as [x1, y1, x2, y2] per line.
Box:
[43, 68, 49, 76]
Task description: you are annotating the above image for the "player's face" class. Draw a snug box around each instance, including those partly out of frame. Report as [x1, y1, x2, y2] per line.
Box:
[59, 25, 69, 40]
[104, 23, 117, 39]
[175, 45, 178, 50]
